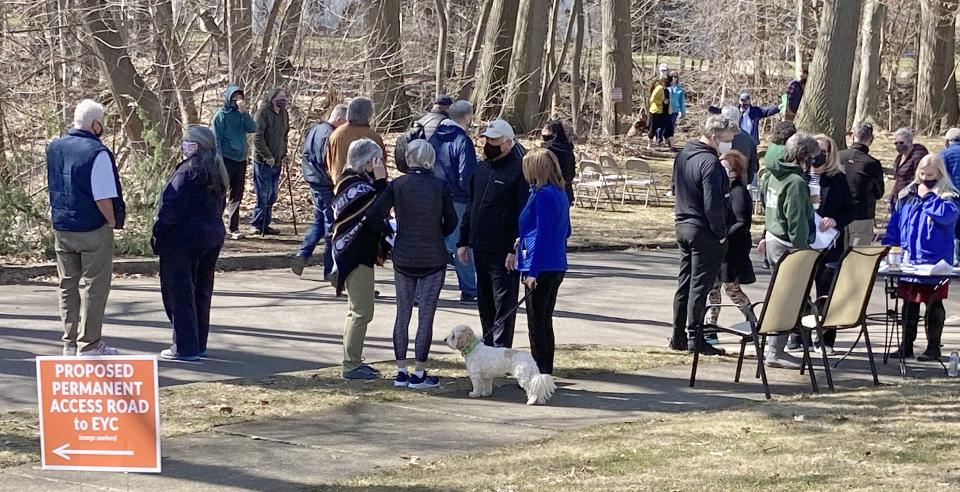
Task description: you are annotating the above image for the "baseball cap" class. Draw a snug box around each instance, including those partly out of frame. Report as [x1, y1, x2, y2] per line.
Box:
[658, 63, 668, 72]
[433, 95, 453, 106]
[480, 119, 515, 140]
[739, 92, 751, 101]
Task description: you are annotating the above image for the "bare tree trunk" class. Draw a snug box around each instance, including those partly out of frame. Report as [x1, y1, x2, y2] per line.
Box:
[795, 0, 861, 147]
[457, 0, 494, 100]
[600, 0, 631, 136]
[227, 0, 253, 84]
[854, 0, 885, 126]
[500, 0, 550, 133]
[540, 0, 578, 117]
[365, 0, 408, 130]
[846, 21, 862, 129]
[275, 0, 303, 67]
[794, 0, 804, 76]
[435, 0, 448, 97]
[78, 0, 177, 146]
[754, 0, 767, 86]
[915, 0, 944, 134]
[152, 0, 199, 126]
[472, 0, 519, 119]
[939, 2, 959, 128]
[256, 0, 284, 67]
[570, 0, 584, 135]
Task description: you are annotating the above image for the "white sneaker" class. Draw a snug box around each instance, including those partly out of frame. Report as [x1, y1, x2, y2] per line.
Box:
[230, 232, 245, 240]
[765, 357, 800, 370]
[79, 341, 119, 356]
[62, 344, 77, 356]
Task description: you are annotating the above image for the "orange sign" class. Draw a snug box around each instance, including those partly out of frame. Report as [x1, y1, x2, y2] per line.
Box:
[36, 355, 160, 473]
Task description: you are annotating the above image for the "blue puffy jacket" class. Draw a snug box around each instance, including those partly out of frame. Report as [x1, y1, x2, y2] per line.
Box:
[884, 187, 959, 268]
[941, 141, 960, 187]
[428, 120, 476, 203]
[517, 185, 571, 278]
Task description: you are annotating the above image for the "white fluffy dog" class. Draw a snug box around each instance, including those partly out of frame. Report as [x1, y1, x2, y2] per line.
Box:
[444, 325, 556, 405]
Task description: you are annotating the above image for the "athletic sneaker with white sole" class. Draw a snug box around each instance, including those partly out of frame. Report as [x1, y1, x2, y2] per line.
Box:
[407, 371, 440, 389]
[394, 372, 410, 387]
[78, 341, 119, 356]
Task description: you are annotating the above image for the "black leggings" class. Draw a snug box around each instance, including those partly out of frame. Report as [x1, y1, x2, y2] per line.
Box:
[393, 269, 444, 362]
[525, 271, 565, 374]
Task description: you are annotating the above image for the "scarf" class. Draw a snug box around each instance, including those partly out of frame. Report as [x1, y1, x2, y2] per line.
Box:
[331, 171, 380, 292]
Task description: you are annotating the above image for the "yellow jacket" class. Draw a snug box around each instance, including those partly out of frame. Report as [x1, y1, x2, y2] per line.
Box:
[649, 85, 667, 115]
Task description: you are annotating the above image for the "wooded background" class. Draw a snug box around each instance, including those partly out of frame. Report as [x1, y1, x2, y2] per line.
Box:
[0, 0, 958, 257]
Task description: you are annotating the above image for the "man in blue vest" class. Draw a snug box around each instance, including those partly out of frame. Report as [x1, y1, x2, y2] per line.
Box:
[46, 99, 126, 356]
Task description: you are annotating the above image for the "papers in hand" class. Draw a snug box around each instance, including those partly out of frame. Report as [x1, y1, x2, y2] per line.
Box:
[811, 214, 839, 251]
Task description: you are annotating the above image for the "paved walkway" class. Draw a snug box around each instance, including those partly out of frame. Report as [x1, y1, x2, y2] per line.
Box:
[1, 250, 957, 489]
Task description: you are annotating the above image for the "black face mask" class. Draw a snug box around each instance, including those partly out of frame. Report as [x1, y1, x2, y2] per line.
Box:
[484, 143, 503, 160]
[923, 179, 939, 189]
[541, 133, 554, 142]
[810, 153, 827, 168]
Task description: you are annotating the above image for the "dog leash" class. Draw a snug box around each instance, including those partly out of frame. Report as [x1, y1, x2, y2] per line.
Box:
[493, 286, 536, 328]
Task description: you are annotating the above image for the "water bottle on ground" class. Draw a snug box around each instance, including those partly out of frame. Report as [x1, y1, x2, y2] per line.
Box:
[949, 352, 959, 378]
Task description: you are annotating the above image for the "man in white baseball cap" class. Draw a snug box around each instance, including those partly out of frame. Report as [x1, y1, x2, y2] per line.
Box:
[456, 118, 529, 348]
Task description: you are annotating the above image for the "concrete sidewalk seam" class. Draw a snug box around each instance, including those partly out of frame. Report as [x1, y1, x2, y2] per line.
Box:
[1, 468, 121, 491]
[381, 400, 565, 431]
[212, 428, 372, 457]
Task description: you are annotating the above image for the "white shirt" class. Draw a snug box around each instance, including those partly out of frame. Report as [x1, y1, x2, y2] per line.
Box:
[90, 151, 118, 201]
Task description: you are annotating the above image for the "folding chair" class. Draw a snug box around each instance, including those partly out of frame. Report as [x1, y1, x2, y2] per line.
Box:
[690, 249, 823, 399]
[599, 155, 626, 201]
[574, 160, 618, 211]
[801, 246, 889, 390]
[621, 158, 661, 207]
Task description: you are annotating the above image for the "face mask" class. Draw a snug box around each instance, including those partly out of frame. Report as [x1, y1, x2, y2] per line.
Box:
[232, 98, 243, 109]
[717, 141, 733, 154]
[182, 141, 199, 159]
[810, 153, 827, 168]
[922, 179, 938, 189]
[93, 121, 104, 137]
[484, 142, 503, 160]
[541, 133, 554, 142]
[895, 142, 910, 154]
[274, 99, 288, 110]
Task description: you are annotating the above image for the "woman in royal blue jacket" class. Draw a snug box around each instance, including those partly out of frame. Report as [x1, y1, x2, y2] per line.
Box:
[152, 125, 228, 361]
[517, 149, 571, 374]
[884, 154, 960, 362]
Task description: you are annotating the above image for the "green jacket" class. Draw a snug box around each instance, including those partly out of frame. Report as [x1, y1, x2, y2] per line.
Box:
[254, 88, 290, 164]
[761, 157, 814, 247]
[211, 85, 257, 163]
[763, 143, 787, 172]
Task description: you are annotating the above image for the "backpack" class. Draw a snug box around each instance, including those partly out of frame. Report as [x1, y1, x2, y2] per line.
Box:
[393, 121, 426, 173]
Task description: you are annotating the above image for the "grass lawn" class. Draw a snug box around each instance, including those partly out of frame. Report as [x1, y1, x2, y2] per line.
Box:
[0, 345, 690, 470]
[325, 380, 960, 491]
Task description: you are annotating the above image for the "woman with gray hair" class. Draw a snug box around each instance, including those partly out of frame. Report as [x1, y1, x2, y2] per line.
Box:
[368, 139, 457, 388]
[152, 125, 229, 361]
[757, 131, 819, 368]
[332, 138, 389, 380]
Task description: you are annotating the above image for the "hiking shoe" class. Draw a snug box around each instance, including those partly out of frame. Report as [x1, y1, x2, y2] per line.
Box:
[79, 341, 118, 356]
[689, 339, 726, 356]
[668, 336, 689, 352]
[917, 348, 941, 362]
[765, 357, 800, 370]
[263, 226, 281, 235]
[160, 347, 200, 361]
[342, 365, 378, 380]
[459, 294, 478, 305]
[705, 333, 720, 346]
[291, 255, 307, 276]
[394, 372, 410, 387]
[229, 231, 245, 240]
[408, 371, 440, 389]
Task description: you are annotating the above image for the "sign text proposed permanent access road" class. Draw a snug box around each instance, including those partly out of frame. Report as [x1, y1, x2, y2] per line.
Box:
[36, 355, 160, 472]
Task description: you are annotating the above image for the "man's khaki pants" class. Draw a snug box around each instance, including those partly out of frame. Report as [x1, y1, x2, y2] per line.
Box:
[54, 224, 114, 353]
[343, 265, 375, 372]
[846, 219, 875, 248]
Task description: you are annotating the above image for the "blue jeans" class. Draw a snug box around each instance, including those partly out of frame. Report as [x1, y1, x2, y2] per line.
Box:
[298, 186, 334, 277]
[251, 161, 281, 230]
[445, 201, 477, 297]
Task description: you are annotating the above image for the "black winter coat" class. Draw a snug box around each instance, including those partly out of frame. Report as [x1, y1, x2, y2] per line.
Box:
[809, 171, 855, 263]
[458, 144, 530, 254]
[673, 140, 730, 240]
[368, 169, 458, 271]
[720, 179, 755, 284]
[839, 143, 884, 220]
